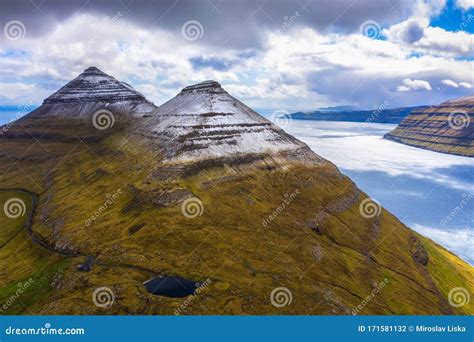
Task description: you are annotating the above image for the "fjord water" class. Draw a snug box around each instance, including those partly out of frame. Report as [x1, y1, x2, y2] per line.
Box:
[271, 119, 474, 264]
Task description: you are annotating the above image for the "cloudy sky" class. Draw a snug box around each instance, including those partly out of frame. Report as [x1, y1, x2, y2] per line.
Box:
[0, 0, 473, 111]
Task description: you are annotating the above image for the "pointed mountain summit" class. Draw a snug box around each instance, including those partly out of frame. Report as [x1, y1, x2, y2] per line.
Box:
[28, 66, 156, 119]
[44, 66, 149, 104]
[140, 80, 320, 164]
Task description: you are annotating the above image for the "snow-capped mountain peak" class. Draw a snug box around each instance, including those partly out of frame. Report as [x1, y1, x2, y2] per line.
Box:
[140, 80, 319, 163]
[43, 66, 150, 104]
[28, 67, 156, 119]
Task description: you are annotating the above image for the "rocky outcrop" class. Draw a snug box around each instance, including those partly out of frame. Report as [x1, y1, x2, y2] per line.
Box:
[384, 95, 474, 157]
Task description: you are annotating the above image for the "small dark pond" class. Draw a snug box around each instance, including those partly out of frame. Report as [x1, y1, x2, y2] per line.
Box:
[143, 276, 199, 298]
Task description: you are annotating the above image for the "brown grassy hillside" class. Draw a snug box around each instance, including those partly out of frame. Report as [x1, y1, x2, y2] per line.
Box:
[0, 117, 472, 315]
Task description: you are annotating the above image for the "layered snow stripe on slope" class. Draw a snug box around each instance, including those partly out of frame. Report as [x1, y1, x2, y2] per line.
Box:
[140, 81, 314, 163]
[27, 67, 156, 119]
[43, 67, 150, 104]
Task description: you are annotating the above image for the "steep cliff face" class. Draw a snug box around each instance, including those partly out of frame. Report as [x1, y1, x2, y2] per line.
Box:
[384, 96, 474, 157]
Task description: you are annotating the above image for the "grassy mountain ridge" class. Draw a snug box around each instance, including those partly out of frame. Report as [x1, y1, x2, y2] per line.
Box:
[0, 116, 472, 315]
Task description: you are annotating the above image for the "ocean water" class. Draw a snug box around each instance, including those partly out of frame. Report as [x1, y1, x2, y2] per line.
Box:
[274, 119, 474, 265]
[0, 107, 37, 126]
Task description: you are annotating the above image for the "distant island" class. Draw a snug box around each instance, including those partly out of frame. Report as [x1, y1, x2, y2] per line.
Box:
[286, 105, 427, 124]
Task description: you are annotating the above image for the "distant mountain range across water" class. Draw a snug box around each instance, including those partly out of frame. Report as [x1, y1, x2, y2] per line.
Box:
[285, 105, 428, 124]
[279, 97, 473, 158]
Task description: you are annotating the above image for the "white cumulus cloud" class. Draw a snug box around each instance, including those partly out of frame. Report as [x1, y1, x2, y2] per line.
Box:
[397, 79, 432, 92]
[459, 82, 472, 89]
[442, 79, 473, 88]
[442, 79, 459, 87]
[384, 16, 474, 57]
[456, 0, 474, 10]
